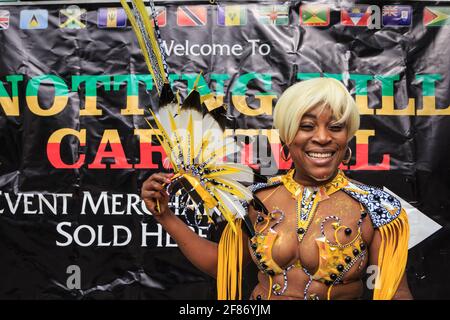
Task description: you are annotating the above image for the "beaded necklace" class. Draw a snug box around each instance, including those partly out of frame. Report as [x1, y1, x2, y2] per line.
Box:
[280, 169, 348, 242]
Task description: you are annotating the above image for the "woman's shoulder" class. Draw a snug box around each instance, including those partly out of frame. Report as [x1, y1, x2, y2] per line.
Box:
[341, 178, 404, 228]
[249, 175, 283, 195]
[247, 175, 284, 214]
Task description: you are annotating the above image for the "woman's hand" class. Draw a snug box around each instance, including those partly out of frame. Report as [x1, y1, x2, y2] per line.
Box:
[141, 172, 174, 217]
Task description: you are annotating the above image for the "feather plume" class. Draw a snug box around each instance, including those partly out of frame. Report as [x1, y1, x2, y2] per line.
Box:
[148, 100, 254, 232]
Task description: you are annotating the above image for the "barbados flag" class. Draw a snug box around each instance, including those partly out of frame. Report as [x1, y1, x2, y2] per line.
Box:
[217, 5, 247, 26]
[98, 8, 127, 28]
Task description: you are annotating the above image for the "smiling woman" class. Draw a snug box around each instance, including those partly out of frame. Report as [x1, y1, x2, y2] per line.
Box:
[236, 78, 411, 300]
[273, 77, 359, 185]
[141, 77, 412, 300]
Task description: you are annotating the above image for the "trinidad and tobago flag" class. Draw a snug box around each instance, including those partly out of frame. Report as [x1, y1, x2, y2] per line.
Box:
[177, 5, 207, 27]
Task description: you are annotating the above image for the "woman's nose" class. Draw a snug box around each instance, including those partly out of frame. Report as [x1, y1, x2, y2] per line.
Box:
[312, 126, 332, 144]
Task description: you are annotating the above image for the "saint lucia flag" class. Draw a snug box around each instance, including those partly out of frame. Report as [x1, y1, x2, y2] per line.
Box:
[20, 10, 48, 29]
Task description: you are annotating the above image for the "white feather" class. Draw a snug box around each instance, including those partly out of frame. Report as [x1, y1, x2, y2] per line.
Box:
[214, 188, 247, 220]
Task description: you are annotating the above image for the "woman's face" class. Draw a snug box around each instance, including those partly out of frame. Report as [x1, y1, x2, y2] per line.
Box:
[289, 105, 348, 186]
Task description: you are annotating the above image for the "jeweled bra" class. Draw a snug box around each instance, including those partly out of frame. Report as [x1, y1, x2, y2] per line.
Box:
[248, 169, 402, 298]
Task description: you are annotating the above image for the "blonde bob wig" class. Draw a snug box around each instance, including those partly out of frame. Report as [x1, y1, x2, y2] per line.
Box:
[273, 77, 360, 145]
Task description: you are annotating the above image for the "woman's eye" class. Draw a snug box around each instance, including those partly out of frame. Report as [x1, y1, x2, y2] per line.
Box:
[329, 124, 344, 131]
[299, 124, 314, 130]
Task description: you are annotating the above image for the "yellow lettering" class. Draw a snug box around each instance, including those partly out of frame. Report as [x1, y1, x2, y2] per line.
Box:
[26, 95, 68, 116]
[355, 95, 374, 115]
[417, 96, 450, 116]
[377, 96, 415, 115]
[79, 96, 102, 116]
[121, 96, 144, 115]
[231, 95, 274, 116]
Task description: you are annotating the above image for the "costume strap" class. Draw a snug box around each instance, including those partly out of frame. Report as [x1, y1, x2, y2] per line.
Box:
[373, 208, 409, 300]
[217, 218, 243, 300]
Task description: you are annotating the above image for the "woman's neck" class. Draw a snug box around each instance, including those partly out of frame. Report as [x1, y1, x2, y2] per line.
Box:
[292, 169, 339, 187]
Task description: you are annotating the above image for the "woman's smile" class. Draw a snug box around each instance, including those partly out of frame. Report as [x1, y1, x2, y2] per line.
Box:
[289, 105, 348, 186]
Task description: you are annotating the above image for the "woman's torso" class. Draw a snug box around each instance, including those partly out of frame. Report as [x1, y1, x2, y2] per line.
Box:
[247, 184, 375, 300]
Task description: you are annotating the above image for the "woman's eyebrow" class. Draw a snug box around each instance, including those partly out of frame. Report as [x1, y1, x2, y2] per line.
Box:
[302, 113, 316, 119]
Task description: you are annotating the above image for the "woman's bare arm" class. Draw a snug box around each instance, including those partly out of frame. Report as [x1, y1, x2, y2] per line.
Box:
[142, 173, 218, 278]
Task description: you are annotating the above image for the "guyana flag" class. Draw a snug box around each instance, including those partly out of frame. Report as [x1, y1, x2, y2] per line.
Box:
[300, 5, 330, 26]
[423, 7, 450, 26]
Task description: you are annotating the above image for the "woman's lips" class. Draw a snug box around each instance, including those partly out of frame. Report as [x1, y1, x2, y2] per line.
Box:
[305, 151, 336, 165]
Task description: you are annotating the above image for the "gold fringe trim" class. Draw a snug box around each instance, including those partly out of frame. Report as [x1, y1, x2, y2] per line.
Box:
[373, 209, 409, 300]
[217, 219, 243, 300]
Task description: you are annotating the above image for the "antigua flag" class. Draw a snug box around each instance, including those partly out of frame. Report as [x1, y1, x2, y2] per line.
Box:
[341, 5, 371, 26]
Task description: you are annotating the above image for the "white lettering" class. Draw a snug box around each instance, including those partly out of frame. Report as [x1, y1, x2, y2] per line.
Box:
[38, 193, 57, 215]
[74, 225, 96, 247]
[56, 222, 73, 246]
[127, 193, 144, 215]
[23, 193, 37, 214]
[81, 191, 109, 215]
[141, 223, 163, 247]
[113, 225, 132, 246]
[56, 193, 72, 215]
[161, 39, 270, 57]
[111, 194, 125, 215]
[97, 225, 111, 246]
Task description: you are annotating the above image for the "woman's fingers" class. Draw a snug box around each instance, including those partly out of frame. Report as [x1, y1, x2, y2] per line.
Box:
[141, 173, 174, 215]
[150, 173, 173, 185]
[142, 173, 173, 191]
[142, 190, 166, 200]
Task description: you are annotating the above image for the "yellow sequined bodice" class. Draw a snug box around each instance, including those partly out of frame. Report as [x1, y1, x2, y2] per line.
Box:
[249, 170, 368, 287]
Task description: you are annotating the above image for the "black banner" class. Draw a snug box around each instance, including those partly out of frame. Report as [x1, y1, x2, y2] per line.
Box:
[0, 0, 449, 299]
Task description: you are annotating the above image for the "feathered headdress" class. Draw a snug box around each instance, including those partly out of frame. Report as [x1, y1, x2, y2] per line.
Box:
[146, 95, 254, 232]
[121, 0, 254, 233]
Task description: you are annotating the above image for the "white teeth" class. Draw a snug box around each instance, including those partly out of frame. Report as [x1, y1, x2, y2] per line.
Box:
[307, 152, 333, 158]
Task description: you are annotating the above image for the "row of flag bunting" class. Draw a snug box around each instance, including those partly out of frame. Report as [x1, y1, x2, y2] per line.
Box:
[1, 4, 450, 30]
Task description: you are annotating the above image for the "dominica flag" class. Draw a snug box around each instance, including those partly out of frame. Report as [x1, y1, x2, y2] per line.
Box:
[341, 5, 371, 26]
[177, 5, 207, 27]
[20, 9, 48, 29]
[146, 6, 166, 27]
[217, 5, 247, 26]
[256, 5, 289, 25]
[98, 8, 127, 28]
[300, 5, 330, 26]
[423, 7, 450, 26]
[0, 10, 9, 30]
[60, 5, 86, 29]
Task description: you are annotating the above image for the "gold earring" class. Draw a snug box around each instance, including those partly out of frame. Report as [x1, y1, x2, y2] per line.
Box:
[342, 147, 352, 165]
[280, 144, 291, 161]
